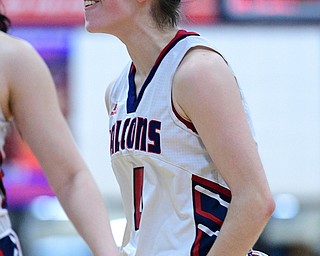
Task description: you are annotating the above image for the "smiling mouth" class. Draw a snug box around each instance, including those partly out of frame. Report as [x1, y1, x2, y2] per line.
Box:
[84, 0, 99, 8]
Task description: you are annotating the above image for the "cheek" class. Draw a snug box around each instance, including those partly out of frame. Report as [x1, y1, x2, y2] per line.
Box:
[102, 0, 123, 15]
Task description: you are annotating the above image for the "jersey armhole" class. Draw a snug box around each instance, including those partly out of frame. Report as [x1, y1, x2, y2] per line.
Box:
[105, 80, 116, 114]
[171, 97, 197, 134]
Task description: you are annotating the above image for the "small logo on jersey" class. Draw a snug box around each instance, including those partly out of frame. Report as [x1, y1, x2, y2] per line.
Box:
[110, 103, 118, 116]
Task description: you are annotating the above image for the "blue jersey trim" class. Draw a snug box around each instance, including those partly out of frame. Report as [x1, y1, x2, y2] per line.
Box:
[127, 30, 199, 113]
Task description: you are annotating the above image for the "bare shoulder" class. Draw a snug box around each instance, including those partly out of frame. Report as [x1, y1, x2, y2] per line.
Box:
[0, 32, 39, 65]
[172, 47, 237, 120]
[1, 32, 52, 88]
[174, 47, 233, 88]
[0, 32, 41, 119]
[0, 32, 57, 120]
[0, 32, 48, 83]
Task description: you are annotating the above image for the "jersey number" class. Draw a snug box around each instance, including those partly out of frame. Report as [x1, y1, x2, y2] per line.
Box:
[133, 167, 144, 231]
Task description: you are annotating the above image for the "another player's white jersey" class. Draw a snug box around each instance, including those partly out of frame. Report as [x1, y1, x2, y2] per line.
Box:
[0, 107, 9, 215]
[0, 108, 9, 161]
[108, 30, 258, 256]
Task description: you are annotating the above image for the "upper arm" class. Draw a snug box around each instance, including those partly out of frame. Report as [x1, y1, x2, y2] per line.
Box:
[7, 39, 86, 184]
[8, 40, 63, 141]
[173, 48, 268, 194]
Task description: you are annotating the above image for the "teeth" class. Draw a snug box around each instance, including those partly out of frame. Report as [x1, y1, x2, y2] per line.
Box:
[84, 0, 97, 7]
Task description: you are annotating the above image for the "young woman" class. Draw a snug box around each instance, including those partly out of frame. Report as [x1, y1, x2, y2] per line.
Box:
[0, 4, 119, 256]
[84, 0, 275, 255]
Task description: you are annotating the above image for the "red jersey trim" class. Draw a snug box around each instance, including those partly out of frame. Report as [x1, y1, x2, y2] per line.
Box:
[172, 99, 197, 133]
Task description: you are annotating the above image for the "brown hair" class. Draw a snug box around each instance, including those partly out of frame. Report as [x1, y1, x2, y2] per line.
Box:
[0, 1, 11, 32]
[150, 0, 181, 29]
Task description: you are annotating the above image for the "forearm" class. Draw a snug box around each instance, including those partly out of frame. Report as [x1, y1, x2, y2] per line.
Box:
[207, 193, 274, 256]
[53, 170, 119, 256]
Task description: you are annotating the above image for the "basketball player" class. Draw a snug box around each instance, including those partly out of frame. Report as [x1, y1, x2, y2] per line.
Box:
[84, 0, 275, 255]
[0, 4, 119, 256]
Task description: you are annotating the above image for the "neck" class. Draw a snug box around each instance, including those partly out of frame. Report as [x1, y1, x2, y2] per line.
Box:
[120, 25, 179, 78]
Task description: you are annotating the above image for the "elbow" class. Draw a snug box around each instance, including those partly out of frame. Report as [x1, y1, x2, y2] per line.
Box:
[237, 186, 275, 223]
[264, 193, 276, 220]
[256, 189, 275, 222]
[50, 170, 83, 198]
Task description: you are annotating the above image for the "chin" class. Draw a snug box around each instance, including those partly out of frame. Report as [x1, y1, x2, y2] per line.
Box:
[85, 21, 98, 33]
[86, 23, 112, 34]
[85, 26, 96, 33]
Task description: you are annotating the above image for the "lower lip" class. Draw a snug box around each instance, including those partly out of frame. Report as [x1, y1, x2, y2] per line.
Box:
[85, 2, 98, 10]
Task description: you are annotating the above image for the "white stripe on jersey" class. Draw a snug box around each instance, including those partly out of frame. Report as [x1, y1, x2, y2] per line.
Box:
[198, 224, 219, 237]
[195, 185, 230, 208]
[248, 249, 269, 256]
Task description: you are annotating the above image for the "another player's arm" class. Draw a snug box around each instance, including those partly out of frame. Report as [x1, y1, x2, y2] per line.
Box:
[5, 38, 119, 256]
[173, 47, 275, 255]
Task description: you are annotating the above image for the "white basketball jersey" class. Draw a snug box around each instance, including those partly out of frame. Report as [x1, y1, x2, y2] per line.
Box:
[108, 30, 258, 256]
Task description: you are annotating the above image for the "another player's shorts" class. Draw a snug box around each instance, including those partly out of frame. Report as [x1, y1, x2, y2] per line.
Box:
[0, 213, 23, 256]
[0, 230, 23, 256]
